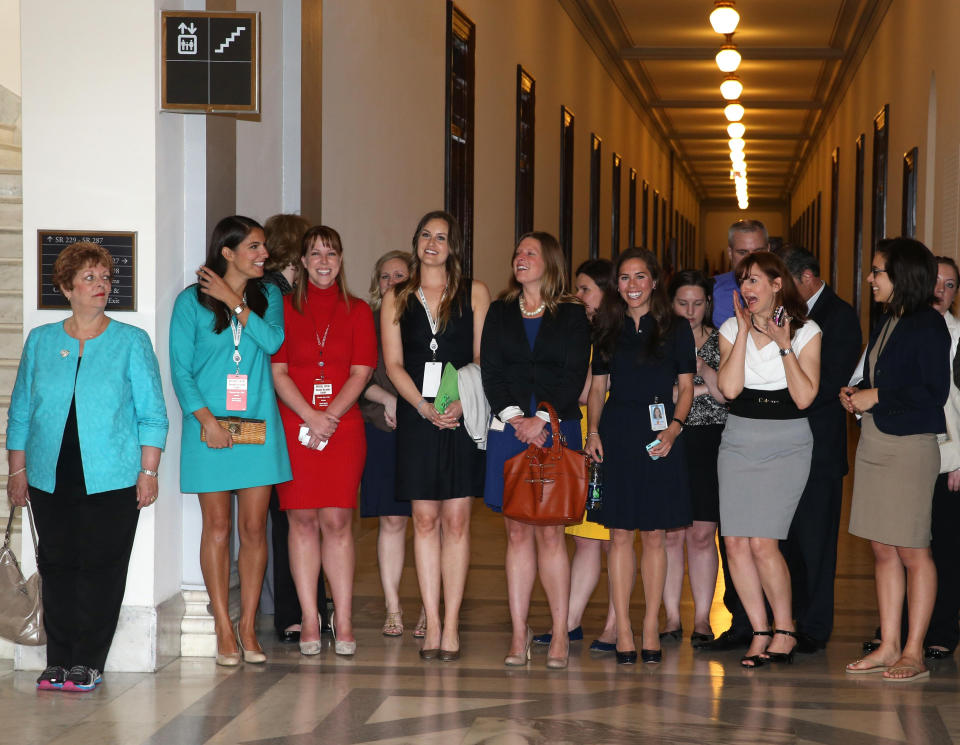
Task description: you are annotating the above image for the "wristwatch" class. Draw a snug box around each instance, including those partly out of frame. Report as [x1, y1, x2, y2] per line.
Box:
[232, 301, 245, 316]
[778, 347, 793, 357]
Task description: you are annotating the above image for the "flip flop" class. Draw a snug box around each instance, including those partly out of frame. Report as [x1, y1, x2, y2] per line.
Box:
[883, 665, 930, 683]
[845, 658, 890, 674]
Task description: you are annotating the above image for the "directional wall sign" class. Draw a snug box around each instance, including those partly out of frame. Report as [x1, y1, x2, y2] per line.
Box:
[38, 230, 137, 311]
[161, 11, 259, 114]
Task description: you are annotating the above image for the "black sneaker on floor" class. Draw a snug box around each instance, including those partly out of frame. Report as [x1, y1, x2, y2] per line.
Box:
[62, 665, 102, 692]
[36, 665, 68, 691]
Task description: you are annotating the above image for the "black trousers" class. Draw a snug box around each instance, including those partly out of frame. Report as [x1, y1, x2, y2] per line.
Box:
[927, 472, 960, 650]
[781, 475, 843, 642]
[269, 488, 328, 632]
[29, 483, 139, 672]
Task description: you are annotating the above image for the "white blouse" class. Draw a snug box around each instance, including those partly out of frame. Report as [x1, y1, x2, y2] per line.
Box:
[718, 316, 822, 391]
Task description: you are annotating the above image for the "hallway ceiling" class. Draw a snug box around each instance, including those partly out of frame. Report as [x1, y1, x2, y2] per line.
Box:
[564, 0, 892, 207]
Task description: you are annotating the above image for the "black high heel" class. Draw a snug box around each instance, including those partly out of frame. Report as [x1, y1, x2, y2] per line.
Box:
[765, 629, 797, 664]
[740, 630, 773, 668]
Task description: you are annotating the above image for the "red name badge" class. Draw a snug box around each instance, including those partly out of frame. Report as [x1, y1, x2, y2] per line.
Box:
[226, 374, 248, 411]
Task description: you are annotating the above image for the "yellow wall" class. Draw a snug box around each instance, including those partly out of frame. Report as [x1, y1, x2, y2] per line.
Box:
[320, 0, 698, 298]
[789, 0, 960, 321]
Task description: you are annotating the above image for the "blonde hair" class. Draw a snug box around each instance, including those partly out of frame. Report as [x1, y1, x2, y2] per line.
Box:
[368, 250, 414, 310]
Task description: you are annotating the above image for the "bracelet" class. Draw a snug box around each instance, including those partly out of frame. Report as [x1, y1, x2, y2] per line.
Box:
[416, 399, 428, 417]
[672, 418, 685, 428]
[586, 431, 599, 438]
[140, 468, 158, 478]
[9, 467, 25, 477]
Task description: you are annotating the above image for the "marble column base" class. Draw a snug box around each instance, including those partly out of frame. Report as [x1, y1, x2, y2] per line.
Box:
[180, 584, 242, 657]
[14, 592, 184, 672]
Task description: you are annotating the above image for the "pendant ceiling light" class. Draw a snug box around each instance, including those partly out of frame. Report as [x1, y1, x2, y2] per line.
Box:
[730, 151, 746, 164]
[727, 122, 746, 139]
[716, 43, 741, 73]
[709, 1, 740, 34]
[729, 137, 746, 152]
[720, 74, 743, 101]
[724, 101, 745, 122]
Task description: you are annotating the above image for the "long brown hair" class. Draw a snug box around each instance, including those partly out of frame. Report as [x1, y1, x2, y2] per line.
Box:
[291, 225, 353, 314]
[735, 250, 807, 338]
[594, 248, 675, 362]
[498, 231, 580, 314]
[392, 210, 467, 331]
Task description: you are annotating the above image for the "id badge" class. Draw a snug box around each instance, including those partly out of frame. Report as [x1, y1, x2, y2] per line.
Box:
[649, 402, 667, 431]
[422, 361, 442, 398]
[226, 374, 248, 411]
[312, 380, 334, 409]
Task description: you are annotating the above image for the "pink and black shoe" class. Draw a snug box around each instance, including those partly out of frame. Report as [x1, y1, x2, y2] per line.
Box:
[62, 665, 102, 692]
[36, 665, 68, 691]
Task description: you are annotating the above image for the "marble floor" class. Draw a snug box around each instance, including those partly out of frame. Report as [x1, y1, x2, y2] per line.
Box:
[2, 475, 959, 745]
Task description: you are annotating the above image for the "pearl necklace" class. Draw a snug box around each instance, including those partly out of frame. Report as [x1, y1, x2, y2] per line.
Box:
[519, 294, 546, 317]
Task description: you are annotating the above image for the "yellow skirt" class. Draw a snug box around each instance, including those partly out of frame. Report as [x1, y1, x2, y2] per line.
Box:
[565, 513, 610, 540]
[567, 399, 610, 540]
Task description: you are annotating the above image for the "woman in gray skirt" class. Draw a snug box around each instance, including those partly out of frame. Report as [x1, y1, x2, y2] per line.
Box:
[717, 251, 821, 668]
[841, 238, 949, 681]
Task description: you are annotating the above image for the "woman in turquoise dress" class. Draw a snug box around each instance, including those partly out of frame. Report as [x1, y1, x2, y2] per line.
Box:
[170, 215, 292, 666]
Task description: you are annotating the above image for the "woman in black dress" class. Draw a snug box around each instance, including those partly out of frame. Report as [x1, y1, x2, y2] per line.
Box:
[585, 249, 695, 664]
[382, 210, 490, 660]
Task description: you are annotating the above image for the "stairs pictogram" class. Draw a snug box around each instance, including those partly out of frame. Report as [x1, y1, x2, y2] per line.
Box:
[215, 26, 246, 54]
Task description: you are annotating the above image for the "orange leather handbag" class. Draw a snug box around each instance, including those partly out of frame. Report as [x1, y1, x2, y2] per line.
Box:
[502, 402, 590, 526]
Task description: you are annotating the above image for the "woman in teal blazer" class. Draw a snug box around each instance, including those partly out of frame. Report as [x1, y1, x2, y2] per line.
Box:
[7, 242, 167, 692]
[170, 215, 292, 667]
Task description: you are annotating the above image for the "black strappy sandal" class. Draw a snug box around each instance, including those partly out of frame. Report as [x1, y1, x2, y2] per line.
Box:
[765, 629, 797, 664]
[740, 630, 773, 668]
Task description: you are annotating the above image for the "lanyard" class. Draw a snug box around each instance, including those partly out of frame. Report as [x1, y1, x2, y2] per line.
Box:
[418, 286, 446, 361]
[306, 295, 337, 380]
[230, 317, 243, 374]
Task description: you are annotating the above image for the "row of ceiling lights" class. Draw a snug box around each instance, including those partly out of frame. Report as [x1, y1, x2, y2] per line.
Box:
[710, 1, 748, 209]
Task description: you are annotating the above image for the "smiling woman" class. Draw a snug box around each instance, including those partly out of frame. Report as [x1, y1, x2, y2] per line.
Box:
[169, 215, 292, 667]
[270, 225, 377, 657]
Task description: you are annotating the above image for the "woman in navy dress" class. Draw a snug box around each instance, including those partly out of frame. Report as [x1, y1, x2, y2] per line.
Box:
[585, 248, 695, 664]
[481, 232, 590, 669]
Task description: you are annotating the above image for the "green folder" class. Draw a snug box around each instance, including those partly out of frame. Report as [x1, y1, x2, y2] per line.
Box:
[433, 362, 460, 413]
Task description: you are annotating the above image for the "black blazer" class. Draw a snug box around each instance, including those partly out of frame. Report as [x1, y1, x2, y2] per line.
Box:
[806, 283, 862, 478]
[860, 304, 950, 436]
[480, 299, 591, 421]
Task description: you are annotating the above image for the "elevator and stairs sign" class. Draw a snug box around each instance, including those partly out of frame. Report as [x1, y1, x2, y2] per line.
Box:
[161, 11, 259, 113]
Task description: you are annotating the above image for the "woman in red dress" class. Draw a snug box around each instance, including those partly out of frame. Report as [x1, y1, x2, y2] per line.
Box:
[272, 225, 377, 656]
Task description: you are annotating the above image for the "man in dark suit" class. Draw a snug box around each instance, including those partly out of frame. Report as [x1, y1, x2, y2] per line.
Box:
[778, 245, 862, 652]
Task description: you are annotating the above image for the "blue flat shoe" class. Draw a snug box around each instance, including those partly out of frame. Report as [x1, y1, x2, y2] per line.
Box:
[533, 626, 583, 645]
[590, 639, 616, 652]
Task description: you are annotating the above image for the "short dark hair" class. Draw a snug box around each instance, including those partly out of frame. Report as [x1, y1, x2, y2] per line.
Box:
[876, 237, 937, 316]
[775, 243, 820, 279]
[263, 213, 311, 272]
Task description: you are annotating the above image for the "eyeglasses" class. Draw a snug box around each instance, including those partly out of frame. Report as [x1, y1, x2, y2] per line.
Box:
[869, 267, 887, 275]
